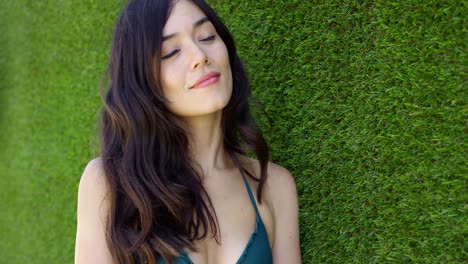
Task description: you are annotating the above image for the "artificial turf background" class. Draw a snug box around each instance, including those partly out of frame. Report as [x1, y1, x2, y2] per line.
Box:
[1, 0, 466, 263]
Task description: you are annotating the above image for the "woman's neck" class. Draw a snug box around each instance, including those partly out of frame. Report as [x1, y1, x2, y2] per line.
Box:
[182, 111, 232, 174]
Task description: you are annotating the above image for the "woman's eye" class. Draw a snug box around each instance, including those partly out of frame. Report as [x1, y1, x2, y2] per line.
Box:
[161, 36, 215, 60]
[200, 35, 216, 42]
[162, 49, 180, 60]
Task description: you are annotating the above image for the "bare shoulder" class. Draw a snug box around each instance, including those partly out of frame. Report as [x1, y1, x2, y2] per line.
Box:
[268, 161, 301, 262]
[263, 162, 298, 221]
[76, 157, 109, 228]
[241, 157, 301, 262]
[79, 158, 107, 192]
[75, 157, 113, 264]
[239, 156, 298, 212]
[265, 162, 297, 194]
[240, 156, 297, 199]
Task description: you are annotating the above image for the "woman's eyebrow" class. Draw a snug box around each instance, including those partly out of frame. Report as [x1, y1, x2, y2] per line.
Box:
[162, 17, 210, 42]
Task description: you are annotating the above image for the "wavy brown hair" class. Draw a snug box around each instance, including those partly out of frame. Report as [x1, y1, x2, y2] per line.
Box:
[100, 0, 269, 263]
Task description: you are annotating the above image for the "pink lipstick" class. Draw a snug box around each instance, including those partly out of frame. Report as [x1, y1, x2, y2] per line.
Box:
[191, 71, 220, 89]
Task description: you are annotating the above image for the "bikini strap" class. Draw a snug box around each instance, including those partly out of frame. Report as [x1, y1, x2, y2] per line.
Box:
[239, 169, 261, 217]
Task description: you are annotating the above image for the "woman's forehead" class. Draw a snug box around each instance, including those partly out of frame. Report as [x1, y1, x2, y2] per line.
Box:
[163, 0, 207, 35]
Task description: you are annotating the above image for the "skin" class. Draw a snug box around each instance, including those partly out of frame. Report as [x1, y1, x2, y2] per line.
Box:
[74, 0, 301, 263]
[159, 0, 233, 119]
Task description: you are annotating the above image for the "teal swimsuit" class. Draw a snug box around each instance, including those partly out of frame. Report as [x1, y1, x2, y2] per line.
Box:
[157, 169, 273, 263]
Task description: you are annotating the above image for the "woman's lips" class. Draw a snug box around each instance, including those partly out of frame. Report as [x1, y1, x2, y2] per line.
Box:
[190, 72, 220, 89]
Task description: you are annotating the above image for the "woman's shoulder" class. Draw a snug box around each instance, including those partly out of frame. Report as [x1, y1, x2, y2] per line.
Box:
[240, 156, 296, 191]
[77, 158, 110, 214]
[75, 157, 113, 263]
[82, 157, 105, 174]
[240, 156, 298, 207]
[79, 157, 107, 193]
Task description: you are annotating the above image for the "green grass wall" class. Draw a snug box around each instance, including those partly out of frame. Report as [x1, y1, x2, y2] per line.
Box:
[1, 0, 466, 263]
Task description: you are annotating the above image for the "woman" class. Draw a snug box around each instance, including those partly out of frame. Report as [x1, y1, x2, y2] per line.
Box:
[74, 0, 301, 263]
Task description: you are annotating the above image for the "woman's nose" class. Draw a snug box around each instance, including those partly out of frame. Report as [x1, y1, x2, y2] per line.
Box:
[190, 42, 210, 70]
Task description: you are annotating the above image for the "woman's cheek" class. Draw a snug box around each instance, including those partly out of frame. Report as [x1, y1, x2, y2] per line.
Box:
[163, 64, 180, 84]
[217, 42, 230, 66]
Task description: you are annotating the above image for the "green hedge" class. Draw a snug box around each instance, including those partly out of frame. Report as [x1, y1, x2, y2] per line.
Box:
[1, 0, 465, 263]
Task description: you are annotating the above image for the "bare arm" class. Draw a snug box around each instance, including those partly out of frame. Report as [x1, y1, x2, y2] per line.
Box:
[269, 164, 302, 263]
[74, 158, 113, 264]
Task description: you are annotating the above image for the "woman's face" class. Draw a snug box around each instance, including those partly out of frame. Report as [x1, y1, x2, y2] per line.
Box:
[159, 0, 232, 117]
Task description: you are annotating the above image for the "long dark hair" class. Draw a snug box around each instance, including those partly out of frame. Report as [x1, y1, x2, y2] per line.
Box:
[100, 0, 269, 263]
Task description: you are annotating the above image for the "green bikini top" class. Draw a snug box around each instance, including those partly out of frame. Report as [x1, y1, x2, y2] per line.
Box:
[157, 169, 273, 264]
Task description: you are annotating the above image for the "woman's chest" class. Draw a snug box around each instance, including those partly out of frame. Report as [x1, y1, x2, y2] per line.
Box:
[186, 176, 274, 263]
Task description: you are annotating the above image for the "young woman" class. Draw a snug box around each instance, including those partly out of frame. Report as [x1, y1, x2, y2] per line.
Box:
[74, 0, 301, 263]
